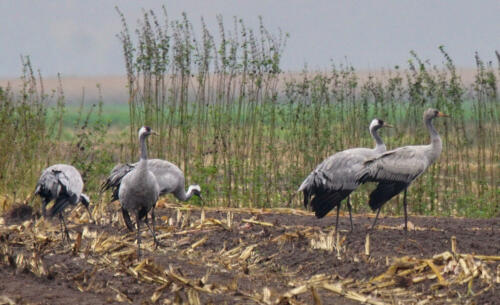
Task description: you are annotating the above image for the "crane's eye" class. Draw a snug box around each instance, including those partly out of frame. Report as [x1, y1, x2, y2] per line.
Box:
[378, 119, 384, 125]
[145, 126, 151, 132]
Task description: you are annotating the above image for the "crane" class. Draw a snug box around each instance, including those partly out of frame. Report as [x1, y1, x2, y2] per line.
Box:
[34, 164, 91, 241]
[118, 126, 160, 257]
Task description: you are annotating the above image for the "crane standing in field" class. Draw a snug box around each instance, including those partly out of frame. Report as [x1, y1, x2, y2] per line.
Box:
[118, 126, 160, 258]
[34, 164, 91, 241]
[101, 160, 203, 232]
[357, 108, 448, 231]
[298, 118, 392, 231]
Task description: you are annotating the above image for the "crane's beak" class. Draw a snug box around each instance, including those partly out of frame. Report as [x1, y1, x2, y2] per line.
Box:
[151, 130, 159, 136]
[437, 112, 449, 117]
[198, 194, 206, 207]
[383, 122, 393, 128]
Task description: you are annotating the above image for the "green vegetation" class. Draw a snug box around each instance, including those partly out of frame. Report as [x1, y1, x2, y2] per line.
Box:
[0, 9, 498, 218]
[49, 104, 130, 130]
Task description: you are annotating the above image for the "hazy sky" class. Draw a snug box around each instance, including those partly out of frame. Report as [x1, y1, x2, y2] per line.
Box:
[1, 0, 499, 78]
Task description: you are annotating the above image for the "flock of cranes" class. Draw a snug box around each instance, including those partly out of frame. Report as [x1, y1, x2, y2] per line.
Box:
[33, 108, 447, 257]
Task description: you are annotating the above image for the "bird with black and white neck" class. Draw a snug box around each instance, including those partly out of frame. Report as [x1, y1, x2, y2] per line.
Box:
[357, 108, 449, 231]
[34, 164, 92, 241]
[298, 118, 392, 232]
[118, 126, 160, 258]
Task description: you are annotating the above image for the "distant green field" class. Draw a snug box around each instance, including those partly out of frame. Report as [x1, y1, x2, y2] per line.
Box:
[48, 103, 130, 127]
[51, 98, 481, 131]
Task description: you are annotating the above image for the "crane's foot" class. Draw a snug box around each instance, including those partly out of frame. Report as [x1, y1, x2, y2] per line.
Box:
[59, 214, 72, 244]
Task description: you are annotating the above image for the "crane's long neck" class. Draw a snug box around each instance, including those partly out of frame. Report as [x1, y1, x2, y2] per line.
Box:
[138, 134, 149, 170]
[370, 127, 386, 153]
[425, 116, 442, 161]
[176, 185, 197, 201]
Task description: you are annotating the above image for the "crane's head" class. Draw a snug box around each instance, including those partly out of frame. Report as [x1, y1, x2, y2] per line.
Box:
[138, 126, 158, 138]
[369, 118, 393, 131]
[424, 108, 449, 121]
[188, 184, 205, 205]
[189, 184, 202, 197]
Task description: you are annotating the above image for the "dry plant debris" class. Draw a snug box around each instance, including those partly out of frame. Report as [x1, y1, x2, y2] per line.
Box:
[0, 202, 498, 304]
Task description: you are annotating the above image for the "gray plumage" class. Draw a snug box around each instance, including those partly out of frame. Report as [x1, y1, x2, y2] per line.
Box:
[118, 126, 160, 257]
[102, 159, 202, 204]
[101, 158, 202, 233]
[357, 108, 448, 230]
[298, 118, 391, 231]
[34, 164, 91, 240]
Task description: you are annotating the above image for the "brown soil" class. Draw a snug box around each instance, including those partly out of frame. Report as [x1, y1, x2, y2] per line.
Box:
[1, 202, 499, 305]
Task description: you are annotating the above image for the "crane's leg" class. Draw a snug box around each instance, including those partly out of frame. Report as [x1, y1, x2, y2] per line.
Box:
[370, 208, 382, 231]
[346, 196, 353, 232]
[41, 199, 49, 218]
[145, 207, 163, 248]
[403, 189, 408, 232]
[135, 212, 142, 259]
[59, 213, 70, 243]
[334, 203, 340, 233]
[84, 205, 95, 224]
[151, 207, 160, 247]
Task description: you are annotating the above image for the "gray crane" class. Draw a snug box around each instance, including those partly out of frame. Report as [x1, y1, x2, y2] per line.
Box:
[34, 164, 91, 240]
[118, 126, 161, 257]
[298, 118, 392, 231]
[101, 160, 203, 232]
[357, 108, 448, 231]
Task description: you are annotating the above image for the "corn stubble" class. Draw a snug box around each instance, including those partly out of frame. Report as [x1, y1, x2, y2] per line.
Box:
[0, 202, 498, 304]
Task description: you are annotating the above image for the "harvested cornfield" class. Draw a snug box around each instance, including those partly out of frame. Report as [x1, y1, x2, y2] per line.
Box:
[0, 201, 499, 305]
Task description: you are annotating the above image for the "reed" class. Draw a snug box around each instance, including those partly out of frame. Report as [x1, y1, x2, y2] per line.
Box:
[0, 9, 497, 219]
[0, 58, 113, 211]
[114, 8, 498, 217]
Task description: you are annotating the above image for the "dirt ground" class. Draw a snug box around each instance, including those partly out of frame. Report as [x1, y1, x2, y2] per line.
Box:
[0, 201, 498, 305]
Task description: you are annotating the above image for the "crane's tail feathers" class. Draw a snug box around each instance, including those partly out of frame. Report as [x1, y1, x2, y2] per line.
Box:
[368, 181, 407, 211]
[49, 194, 77, 218]
[34, 184, 41, 195]
[300, 171, 352, 215]
[99, 179, 108, 193]
[100, 163, 134, 201]
[121, 208, 135, 232]
[297, 177, 310, 193]
[299, 171, 323, 202]
[100, 179, 121, 202]
[310, 190, 351, 218]
[303, 190, 312, 208]
[299, 174, 314, 208]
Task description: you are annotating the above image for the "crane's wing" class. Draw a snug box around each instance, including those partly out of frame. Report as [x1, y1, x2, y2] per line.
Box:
[48, 170, 79, 217]
[100, 163, 135, 202]
[35, 169, 60, 202]
[357, 147, 428, 211]
[299, 151, 366, 218]
[147, 159, 184, 196]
